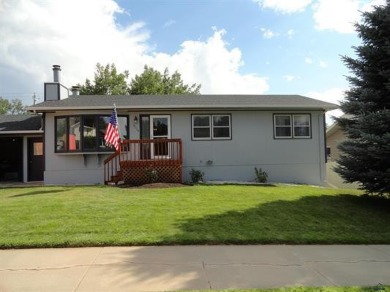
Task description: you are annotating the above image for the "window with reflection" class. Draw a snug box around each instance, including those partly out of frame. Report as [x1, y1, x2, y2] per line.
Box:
[192, 114, 231, 140]
[55, 115, 128, 152]
[69, 116, 81, 151]
[56, 117, 67, 151]
[274, 114, 311, 139]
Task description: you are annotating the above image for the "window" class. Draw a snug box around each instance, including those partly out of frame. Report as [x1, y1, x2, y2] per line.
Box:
[192, 114, 231, 140]
[55, 115, 128, 152]
[33, 142, 43, 156]
[274, 115, 292, 138]
[192, 115, 211, 140]
[69, 116, 81, 151]
[56, 117, 67, 151]
[274, 114, 311, 139]
[83, 116, 97, 150]
[213, 115, 231, 139]
[293, 115, 311, 138]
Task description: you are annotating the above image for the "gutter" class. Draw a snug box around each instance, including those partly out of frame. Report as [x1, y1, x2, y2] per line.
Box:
[28, 104, 339, 113]
[0, 130, 44, 135]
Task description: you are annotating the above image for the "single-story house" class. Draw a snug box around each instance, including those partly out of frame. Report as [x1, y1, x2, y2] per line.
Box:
[0, 114, 44, 182]
[326, 118, 359, 189]
[28, 66, 338, 185]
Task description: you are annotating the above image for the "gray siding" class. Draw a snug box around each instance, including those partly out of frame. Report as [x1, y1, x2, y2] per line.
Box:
[44, 110, 327, 185]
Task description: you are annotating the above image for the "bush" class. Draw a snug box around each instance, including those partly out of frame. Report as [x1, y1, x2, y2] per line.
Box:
[146, 168, 158, 183]
[189, 169, 204, 183]
[254, 167, 268, 183]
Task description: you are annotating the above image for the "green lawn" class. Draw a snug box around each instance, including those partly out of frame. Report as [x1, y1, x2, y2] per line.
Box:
[1, 184, 390, 248]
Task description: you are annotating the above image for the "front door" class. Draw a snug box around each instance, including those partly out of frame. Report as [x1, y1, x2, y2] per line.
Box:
[28, 137, 44, 181]
[150, 115, 171, 158]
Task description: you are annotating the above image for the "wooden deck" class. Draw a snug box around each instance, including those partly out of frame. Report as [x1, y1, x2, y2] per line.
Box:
[104, 139, 182, 185]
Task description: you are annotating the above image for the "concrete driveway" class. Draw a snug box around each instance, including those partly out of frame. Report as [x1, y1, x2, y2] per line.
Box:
[0, 245, 389, 291]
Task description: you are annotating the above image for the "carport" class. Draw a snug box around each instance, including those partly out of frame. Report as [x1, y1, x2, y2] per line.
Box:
[0, 114, 43, 182]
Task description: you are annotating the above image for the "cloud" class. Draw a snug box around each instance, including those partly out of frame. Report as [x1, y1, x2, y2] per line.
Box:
[0, 0, 269, 104]
[305, 57, 328, 68]
[287, 29, 295, 39]
[319, 60, 328, 68]
[163, 19, 176, 28]
[253, 0, 312, 14]
[305, 57, 313, 64]
[0, 0, 149, 101]
[150, 29, 269, 94]
[283, 75, 300, 82]
[312, 0, 387, 33]
[260, 28, 278, 39]
[306, 88, 346, 124]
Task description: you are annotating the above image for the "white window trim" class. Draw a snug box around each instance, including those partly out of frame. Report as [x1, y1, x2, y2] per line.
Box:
[212, 114, 231, 140]
[192, 114, 231, 140]
[192, 115, 211, 140]
[150, 115, 171, 159]
[274, 114, 292, 139]
[274, 114, 311, 139]
[293, 114, 311, 139]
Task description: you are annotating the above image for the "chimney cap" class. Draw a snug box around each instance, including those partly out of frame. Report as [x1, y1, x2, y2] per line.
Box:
[52, 65, 61, 70]
[71, 85, 80, 96]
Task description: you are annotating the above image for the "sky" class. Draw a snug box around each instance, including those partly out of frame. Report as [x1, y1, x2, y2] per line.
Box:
[0, 0, 386, 122]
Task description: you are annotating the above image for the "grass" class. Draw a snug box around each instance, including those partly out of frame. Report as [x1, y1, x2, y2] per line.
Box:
[1, 184, 390, 248]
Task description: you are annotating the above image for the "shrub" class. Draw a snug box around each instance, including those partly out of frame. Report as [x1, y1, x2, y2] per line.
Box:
[254, 167, 268, 183]
[189, 169, 204, 183]
[146, 168, 159, 183]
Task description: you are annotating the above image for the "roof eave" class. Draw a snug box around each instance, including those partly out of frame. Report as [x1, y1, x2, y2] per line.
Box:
[0, 130, 44, 135]
[28, 104, 339, 112]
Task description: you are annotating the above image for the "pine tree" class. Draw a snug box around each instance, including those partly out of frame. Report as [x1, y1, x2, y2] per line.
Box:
[335, 2, 390, 196]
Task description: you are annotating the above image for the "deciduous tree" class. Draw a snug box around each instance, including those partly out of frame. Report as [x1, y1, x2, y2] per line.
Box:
[79, 63, 129, 95]
[129, 65, 201, 95]
[0, 97, 26, 114]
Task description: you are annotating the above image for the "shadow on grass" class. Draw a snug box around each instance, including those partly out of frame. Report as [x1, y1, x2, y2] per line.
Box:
[160, 194, 390, 245]
[10, 189, 68, 198]
[205, 182, 277, 187]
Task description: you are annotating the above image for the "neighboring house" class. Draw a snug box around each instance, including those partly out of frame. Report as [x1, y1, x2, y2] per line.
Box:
[326, 119, 360, 189]
[28, 66, 338, 186]
[0, 114, 44, 182]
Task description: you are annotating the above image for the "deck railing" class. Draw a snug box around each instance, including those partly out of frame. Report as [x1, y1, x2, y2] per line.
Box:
[104, 138, 183, 185]
[103, 150, 121, 184]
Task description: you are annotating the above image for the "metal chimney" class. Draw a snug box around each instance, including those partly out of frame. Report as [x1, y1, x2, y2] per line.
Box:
[71, 85, 80, 96]
[52, 65, 61, 82]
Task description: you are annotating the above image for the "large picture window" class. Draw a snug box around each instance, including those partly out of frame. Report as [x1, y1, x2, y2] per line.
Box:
[192, 114, 231, 140]
[55, 115, 128, 152]
[274, 114, 311, 139]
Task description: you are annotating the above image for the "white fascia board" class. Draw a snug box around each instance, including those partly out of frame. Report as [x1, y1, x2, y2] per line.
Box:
[28, 104, 338, 112]
[0, 130, 44, 135]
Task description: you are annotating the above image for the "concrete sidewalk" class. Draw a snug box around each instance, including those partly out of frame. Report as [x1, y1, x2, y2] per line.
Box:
[0, 245, 389, 292]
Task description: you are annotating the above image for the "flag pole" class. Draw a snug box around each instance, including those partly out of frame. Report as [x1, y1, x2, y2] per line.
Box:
[104, 104, 121, 152]
[114, 103, 121, 148]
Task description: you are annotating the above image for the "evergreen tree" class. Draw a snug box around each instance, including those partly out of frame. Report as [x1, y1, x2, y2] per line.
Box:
[335, 2, 390, 196]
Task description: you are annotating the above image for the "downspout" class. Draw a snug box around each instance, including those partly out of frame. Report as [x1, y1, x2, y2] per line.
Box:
[23, 136, 28, 183]
[318, 112, 327, 185]
[42, 113, 46, 184]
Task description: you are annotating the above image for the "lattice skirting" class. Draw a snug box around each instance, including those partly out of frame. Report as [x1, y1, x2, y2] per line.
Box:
[121, 161, 182, 185]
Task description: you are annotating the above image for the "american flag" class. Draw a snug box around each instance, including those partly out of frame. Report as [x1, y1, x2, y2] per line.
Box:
[104, 107, 120, 151]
